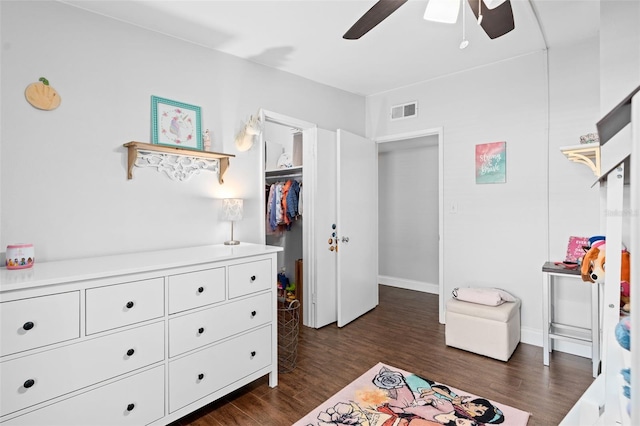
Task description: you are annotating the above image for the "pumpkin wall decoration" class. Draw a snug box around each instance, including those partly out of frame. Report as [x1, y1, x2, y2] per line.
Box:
[25, 77, 61, 110]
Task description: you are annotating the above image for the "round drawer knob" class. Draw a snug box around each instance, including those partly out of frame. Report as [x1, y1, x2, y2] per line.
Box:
[126, 349, 135, 357]
[250, 351, 256, 357]
[198, 373, 204, 380]
[126, 301, 134, 309]
[126, 403, 135, 412]
[251, 310, 257, 317]
[198, 327, 205, 334]
[23, 379, 35, 389]
[197, 286, 204, 293]
[250, 275, 256, 282]
[22, 321, 35, 331]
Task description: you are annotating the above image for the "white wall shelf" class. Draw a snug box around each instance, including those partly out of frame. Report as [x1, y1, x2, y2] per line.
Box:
[123, 142, 234, 183]
[560, 143, 601, 177]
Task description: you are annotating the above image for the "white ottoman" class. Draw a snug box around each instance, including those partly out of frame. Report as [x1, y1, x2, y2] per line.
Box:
[445, 297, 521, 361]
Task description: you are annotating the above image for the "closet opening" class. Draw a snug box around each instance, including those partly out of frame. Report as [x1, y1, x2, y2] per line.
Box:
[259, 110, 316, 328]
[265, 124, 304, 310]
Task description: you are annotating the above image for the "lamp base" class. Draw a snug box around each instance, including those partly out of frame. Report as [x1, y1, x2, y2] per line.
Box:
[224, 240, 240, 245]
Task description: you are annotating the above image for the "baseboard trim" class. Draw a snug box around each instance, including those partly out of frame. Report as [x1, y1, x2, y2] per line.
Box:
[378, 275, 439, 295]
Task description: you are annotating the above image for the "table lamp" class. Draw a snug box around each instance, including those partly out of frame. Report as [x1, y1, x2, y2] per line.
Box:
[222, 198, 243, 245]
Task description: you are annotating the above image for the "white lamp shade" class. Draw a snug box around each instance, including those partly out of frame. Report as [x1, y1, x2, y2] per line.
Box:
[222, 198, 243, 221]
[423, 0, 460, 23]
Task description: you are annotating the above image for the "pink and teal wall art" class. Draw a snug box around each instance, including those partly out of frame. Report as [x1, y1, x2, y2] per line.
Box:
[475, 141, 506, 184]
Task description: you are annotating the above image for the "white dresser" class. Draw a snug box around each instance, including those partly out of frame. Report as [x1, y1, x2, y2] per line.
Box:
[0, 244, 281, 425]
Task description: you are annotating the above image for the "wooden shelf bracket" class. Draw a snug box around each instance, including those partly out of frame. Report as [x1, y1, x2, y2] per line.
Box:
[124, 142, 233, 184]
[560, 144, 601, 177]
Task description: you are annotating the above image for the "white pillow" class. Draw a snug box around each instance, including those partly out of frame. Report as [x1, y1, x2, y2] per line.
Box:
[452, 287, 517, 306]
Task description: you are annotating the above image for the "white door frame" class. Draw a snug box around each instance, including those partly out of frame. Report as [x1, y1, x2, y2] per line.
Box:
[375, 127, 445, 324]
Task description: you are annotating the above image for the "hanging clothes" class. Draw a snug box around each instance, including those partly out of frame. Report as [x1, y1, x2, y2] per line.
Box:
[265, 179, 302, 232]
[286, 180, 300, 221]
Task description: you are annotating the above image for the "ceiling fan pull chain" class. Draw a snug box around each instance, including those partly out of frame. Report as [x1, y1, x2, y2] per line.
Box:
[460, 0, 469, 49]
[477, 0, 483, 25]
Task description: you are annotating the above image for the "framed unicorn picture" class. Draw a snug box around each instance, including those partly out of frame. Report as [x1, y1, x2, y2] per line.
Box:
[151, 96, 202, 150]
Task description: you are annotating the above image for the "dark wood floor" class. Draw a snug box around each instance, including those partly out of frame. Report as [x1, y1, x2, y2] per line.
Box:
[171, 285, 594, 426]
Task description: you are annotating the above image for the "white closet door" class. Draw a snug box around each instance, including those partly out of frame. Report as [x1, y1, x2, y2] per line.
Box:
[336, 129, 379, 327]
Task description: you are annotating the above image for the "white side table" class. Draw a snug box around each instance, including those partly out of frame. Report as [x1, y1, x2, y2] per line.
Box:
[542, 261, 600, 378]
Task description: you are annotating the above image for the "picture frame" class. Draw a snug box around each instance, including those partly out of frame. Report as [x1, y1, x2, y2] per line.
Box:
[475, 141, 507, 184]
[151, 95, 202, 150]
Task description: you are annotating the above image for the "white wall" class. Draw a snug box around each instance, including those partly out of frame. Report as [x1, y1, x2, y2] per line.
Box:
[367, 43, 603, 352]
[0, 1, 364, 261]
[546, 37, 601, 356]
[378, 137, 439, 292]
[600, 0, 640, 115]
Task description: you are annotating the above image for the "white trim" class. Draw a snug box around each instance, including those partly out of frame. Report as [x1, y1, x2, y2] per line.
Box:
[378, 275, 438, 294]
[376, 128, 442, 144]
[259, 109, 315, 130]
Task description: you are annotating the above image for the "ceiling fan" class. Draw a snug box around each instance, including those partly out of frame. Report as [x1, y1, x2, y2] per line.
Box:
[343, 0, 515, 40]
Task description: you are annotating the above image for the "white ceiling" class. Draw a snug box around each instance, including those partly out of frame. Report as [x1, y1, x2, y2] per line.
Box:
[60, 0, 600, 96]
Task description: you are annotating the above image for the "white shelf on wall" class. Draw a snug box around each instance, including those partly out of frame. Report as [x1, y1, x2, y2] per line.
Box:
[560, 143, 601, 177]
[123, 142, 234, 183]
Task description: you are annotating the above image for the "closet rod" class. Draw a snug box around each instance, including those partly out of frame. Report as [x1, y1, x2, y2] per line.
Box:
[266, 172, 302, 180]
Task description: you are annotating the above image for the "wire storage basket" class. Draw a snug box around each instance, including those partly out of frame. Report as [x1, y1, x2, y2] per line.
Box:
[277, 298, 300, 373]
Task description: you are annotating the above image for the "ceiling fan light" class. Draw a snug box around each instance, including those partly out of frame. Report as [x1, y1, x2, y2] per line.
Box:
[483, 0, 507, 10]
[423, 0, 460, 24]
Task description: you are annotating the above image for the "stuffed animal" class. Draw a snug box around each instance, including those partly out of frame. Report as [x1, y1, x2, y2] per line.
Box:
[621, 280, 630, 313]
[581, 236, 606, 283]
[615, 316, 631, 350]
[581, 236, 631, 312]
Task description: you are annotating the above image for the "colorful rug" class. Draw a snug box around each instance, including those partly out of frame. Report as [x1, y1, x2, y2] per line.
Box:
[294, 362, 530, 426]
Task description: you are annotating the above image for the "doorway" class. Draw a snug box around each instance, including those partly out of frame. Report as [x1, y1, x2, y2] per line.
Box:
[376, 128, 445, 323]
[259, 110, 316, 326]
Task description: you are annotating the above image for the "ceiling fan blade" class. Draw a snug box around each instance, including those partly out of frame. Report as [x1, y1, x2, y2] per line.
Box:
[343, 0, 408, 40]
[468, 0, 515, 39]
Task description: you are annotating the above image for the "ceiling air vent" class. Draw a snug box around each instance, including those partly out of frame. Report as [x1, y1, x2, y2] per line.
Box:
[390, 101, 418, 121]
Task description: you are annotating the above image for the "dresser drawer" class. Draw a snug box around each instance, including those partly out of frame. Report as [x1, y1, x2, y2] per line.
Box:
[168, 292, 272, 357]
[0, 292, 79, 357]
[0, 321, 164, 417]
[168, 268, 225, 314]
[168, 325, 271, 413]
[228, 259, 272, 299]
[86, 278, 164, 335]
[5, 366, 165, 426]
